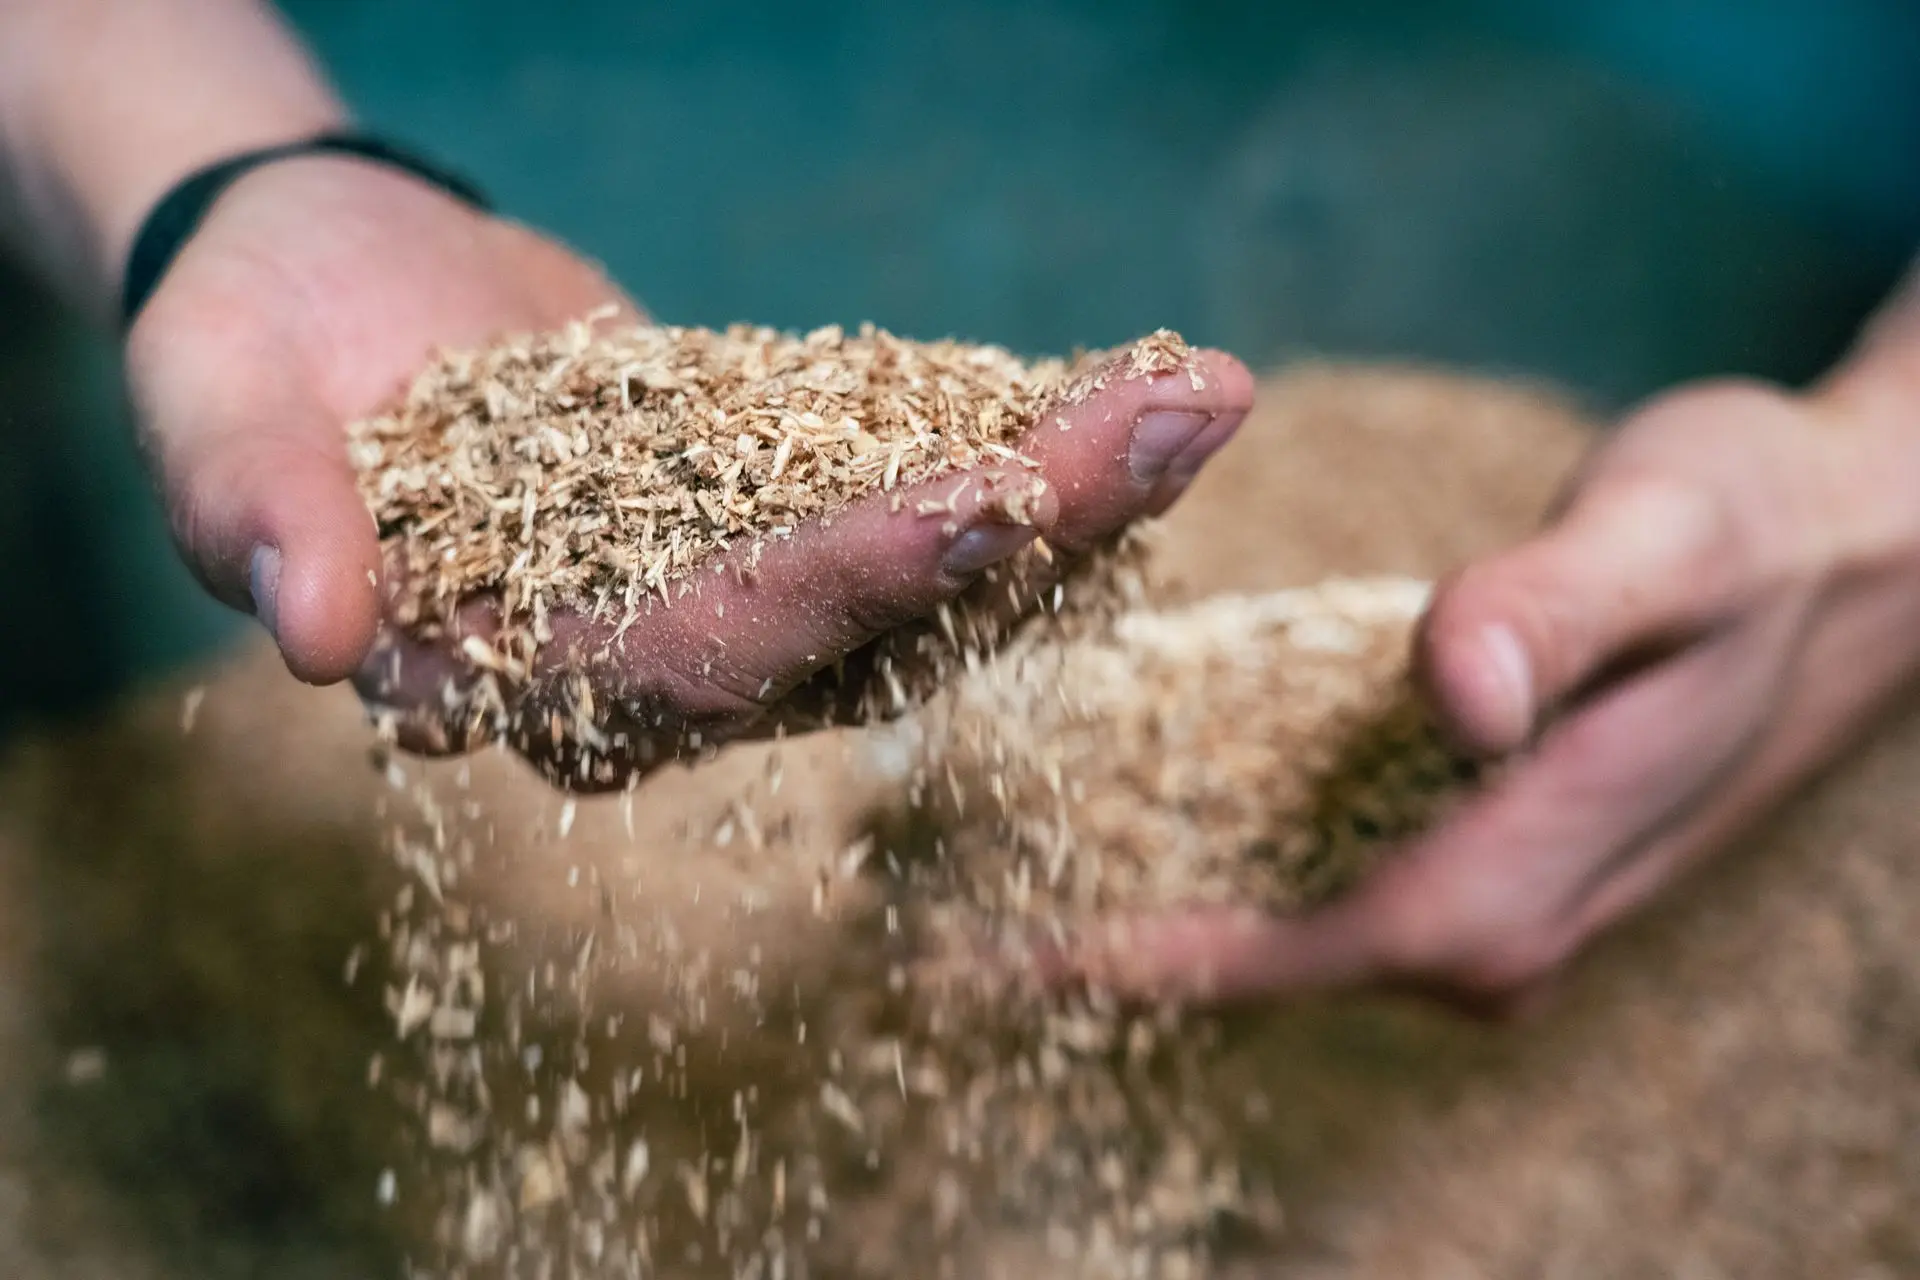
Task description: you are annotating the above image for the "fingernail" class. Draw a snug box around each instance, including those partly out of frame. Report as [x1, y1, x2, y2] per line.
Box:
[1129, 410, 1213, 483]
[1482, 624, 1533, 740]
[1147, 427, 1236, 515]
[249, 545, 282, 642]
[1168, 416, 1238, 484]
[942, 522, 1039, 577]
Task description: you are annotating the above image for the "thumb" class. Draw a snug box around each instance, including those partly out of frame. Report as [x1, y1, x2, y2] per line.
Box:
[1419, 474, 1748, 755]
[164, 421, 381, 685]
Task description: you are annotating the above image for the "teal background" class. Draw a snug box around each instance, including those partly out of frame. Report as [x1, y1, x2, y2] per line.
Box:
[2, 0, 1916, 738]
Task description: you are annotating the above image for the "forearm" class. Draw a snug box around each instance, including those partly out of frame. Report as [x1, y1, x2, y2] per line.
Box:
[0, 0, 344, 322]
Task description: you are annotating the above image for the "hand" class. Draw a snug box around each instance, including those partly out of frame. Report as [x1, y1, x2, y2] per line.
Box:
[1066, 377, 1920, 1014]
[126, 154, 626, 682]
[126, 156, 1253, 786]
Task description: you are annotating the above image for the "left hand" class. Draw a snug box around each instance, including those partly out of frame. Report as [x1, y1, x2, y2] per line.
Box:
[126, 154, 1252, 789]
[1063, 376, 1920, 1014]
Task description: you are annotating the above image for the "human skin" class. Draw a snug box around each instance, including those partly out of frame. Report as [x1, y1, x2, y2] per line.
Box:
[0, 0, 1252, 786]
[1077, 262, 1920, 1014]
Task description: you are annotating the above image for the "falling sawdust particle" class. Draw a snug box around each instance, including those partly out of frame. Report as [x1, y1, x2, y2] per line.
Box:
[180, 686, 205, 735]
[363, 577, 1482, 1279]
[349, 311, 1483, 1278]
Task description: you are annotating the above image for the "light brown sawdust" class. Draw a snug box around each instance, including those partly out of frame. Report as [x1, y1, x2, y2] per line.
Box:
[348, 313, 1194, 661]
[345, 338, 1509, 1278]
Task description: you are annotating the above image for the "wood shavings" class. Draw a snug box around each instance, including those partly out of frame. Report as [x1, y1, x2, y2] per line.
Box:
[349, 325, 1488, 1280]
[349, 316, 1197, 658]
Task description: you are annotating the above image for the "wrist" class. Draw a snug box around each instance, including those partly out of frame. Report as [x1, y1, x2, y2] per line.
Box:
[121, 133, 491, 331]
[75, 106, 351, 317]
[0, 0, 345, 320]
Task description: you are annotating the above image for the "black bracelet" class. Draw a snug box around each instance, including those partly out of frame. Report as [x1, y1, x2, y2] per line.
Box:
[119, 130, 492, 332]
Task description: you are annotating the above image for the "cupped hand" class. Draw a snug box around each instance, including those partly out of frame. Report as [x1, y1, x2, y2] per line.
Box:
[126, 156, 1252, 785]
[1065, 377, 1920, 1014]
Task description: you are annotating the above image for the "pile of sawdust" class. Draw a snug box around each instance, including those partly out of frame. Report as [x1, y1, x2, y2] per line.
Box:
[348, 312, 1194, 651]
[916, 576, 1473, 920]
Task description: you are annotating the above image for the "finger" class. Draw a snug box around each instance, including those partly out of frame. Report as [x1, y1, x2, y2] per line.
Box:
[353, 611, 504, 757]
[1064, 614, 1795, 1008]
[412, 465, 1059, 787]
[762, 553, 1054, 732]
[730, 344, 1254, 728]
[765, 347, 1256, 726]
[1018, 346, 1255, 550]
[1042, 905, 1561, 1021]
[160, 418, 382, 686]
[572, 461, 1056, 688]
[1419, 474, 1750, 756]
[360, 339, 1253, 779]
[1565, 577, 1918, 942]
[1048, 904, 1393, 1007]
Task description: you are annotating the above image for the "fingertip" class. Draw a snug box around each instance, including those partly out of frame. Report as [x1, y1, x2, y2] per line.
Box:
[1025, 343, 1256, 545]
[1189, 348, 1256, 415]
[1126, 346, 1254, 436]
[258, 533, 382, 685]
[1418, 582, 1537, 756]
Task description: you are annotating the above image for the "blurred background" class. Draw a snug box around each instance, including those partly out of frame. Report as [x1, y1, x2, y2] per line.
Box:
[2, 0, 1916, 739]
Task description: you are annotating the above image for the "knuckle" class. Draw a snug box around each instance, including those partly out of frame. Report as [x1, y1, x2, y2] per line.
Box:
[1608, 471, 1756, 600]
[163, 447, 248, 588]
[164, 439, 282, 558]
[1601, 471, 1731, 551]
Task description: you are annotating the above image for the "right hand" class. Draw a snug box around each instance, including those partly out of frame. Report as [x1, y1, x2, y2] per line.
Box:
[1052, 376, 1920, 1015]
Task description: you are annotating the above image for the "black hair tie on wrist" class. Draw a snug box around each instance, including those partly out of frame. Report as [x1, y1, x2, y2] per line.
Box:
[119, 130, 491, 333]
